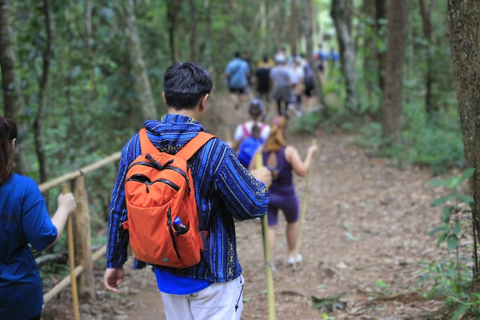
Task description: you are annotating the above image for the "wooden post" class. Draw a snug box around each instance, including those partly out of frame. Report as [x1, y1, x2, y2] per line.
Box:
[255, 154, 276, 320]
[62, 185, 80, 320]
[72, 175, 95, 299]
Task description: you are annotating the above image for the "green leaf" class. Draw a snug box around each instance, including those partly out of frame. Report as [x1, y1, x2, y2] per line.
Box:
[437, 233, 448, 246]
[453, 168, 475, 188]
[431, 193, 459, 207]
[428, 179, 452, 187]
[451, 304, 469, 320]
[429, 226, 443, 236]
[447, 234, 459, 252]
[458, 194, 474, 207]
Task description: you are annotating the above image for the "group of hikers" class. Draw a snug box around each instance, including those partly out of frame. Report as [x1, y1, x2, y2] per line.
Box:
[224, 45, 338, 119]
[0, 60, 317, 320]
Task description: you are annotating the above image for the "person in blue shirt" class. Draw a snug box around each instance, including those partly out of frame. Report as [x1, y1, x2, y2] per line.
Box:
[104, 62, 272, 320]
[0, 116, 77, 320]
[224, 52, 250, 110]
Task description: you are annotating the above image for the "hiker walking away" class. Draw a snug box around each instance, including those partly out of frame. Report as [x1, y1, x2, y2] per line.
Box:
[250, 116, 317, 270]
[231, 98, 271, 153]
[290, 57, 305, 117]
[0, 117, 77, 320]
[299, 53, 316, 112]
[254, 56, 272, 114]
[270, 54, 293, 118]
[224, 52, 250, 110]
[104, 62, 272, 320]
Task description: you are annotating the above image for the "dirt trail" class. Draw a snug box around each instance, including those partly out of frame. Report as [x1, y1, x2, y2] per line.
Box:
[43, 102, 448, 319]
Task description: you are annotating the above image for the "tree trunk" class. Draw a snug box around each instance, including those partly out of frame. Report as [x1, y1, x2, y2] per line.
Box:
[123, 0, 157, 120]
[375, 0, 387, 92]
[166, 0, 180, 64]
[33, 0, 52, 183]
[419, 0, 435, 116]
[0, 0, 21, 119]
[289, 0, 298, 56]
[300, 0, 328, 118]
[447, 0, 480, 276]
[331, 0, 359, 113]
[381, 0, 406, 141]
[189, 0, 197, 61]
[362, 0, 376, 100]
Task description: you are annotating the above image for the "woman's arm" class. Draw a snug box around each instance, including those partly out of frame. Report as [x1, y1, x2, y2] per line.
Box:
[285, 144, 318, 177]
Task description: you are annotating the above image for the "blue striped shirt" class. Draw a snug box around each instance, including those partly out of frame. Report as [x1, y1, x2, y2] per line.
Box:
[106, 114, 269, 282]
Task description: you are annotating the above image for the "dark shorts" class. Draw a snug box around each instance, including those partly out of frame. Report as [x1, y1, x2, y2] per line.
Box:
[273, 86, 291, 102]
[305, 84, 314, 97]
[229, 87, 246, 94]
[267, 192, 299, 226]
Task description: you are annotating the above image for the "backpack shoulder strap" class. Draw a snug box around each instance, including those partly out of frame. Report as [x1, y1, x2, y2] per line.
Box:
[139, 128, 159, 154]
[242, 123, 250, 138]
[176, 132, 215, 160]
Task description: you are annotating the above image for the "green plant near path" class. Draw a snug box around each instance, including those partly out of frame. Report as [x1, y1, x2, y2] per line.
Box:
[423, 168, 480, 319]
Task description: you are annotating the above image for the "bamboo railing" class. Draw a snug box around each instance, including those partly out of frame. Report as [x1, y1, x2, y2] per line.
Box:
[38, 151, 121, 318]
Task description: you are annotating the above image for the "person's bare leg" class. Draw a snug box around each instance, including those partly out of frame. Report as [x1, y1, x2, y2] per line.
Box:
[230, 93, 239, 110]
[286, 221, 299, 255]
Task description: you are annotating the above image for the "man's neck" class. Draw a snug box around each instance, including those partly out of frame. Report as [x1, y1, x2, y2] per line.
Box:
[168, 107, 200, 121]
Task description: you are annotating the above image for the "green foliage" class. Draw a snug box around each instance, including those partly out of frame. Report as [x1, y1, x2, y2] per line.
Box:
[311, 293, 346, 312]
[291, 110, 323, 134]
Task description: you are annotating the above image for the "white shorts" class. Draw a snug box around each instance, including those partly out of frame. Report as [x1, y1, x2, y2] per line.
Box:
[160, 275, 244, 320]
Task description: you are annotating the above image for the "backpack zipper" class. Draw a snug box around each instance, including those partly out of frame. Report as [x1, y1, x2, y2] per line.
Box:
[126, 174, 180, 192]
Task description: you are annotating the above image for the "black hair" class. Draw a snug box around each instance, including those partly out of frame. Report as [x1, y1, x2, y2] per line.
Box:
[0, 116, 17, 186]
[163, 62, 213, 110]
[262, 56, 268, 63]
[234, 52, 241, 58]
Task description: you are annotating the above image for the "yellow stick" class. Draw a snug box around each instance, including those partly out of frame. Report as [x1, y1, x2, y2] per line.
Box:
[293, 139, 316, 270]
[255, 154, 276, 320]
[225, 127, 232, 143]
[62, 184, 80, 320]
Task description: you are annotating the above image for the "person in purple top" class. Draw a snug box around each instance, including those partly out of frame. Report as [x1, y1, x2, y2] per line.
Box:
[0, 116, 76, 320]
[251, 116, 317, 269]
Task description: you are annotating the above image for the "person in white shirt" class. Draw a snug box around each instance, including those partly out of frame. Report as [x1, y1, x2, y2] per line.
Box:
[231, 99, 271, 152]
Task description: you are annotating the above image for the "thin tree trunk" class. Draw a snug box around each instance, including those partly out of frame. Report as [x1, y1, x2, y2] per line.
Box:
[166, 0, 180, 64]
[86, 0, 92, 42]
[362, 0, 376, 100]
[0, 0, 20, 120]
[33, 0, 52, 183]
[419, 0, 435, 116]
[122, 0, 157, 120]
[447, 0, 480, 277]
[0, 0, 26, 174]
[189, 0, 197, 61]
[300, 0, 328, 118]
[289, 0, 298, 56]
[375, 0, 387, 92]
[199, 0, 212, 65]
[331, 0, 359, 113]
[381, 0, 406, 141]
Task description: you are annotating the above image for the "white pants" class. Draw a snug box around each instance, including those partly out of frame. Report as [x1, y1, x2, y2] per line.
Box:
[160, 275, 244, 320]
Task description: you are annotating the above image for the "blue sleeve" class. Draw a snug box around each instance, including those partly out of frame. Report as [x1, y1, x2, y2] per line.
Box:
[215, 148, 269, 221]
[225, 62, 232, 75]
[106, 141, 134, 268]
[22, 182, 57, 252]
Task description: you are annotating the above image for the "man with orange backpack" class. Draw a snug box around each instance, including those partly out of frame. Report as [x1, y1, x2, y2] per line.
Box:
[104, 62, 272, 320]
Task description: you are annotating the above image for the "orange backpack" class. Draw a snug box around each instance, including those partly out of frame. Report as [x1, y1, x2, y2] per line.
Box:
[122, 129, 214, 268]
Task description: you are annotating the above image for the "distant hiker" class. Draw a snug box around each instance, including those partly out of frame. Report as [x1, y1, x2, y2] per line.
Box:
[224, 52, 250, 110]
[270, 54, 293, 117]
[250, 116, 317, 269]
[299, 53, 316, 110]
[254, 56, 272, 113]
[231, 98, 271, 153]
[290, 58, 305, 116]
[105, 62, 272, 320]
[0, 116, 77, 320]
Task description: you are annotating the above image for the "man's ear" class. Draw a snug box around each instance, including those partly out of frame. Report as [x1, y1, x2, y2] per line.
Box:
[200, 94, 209, 111]
[162, 92, 167, 105]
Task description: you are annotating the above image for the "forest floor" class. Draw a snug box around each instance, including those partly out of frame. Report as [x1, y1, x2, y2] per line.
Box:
[43, 96, 457, 319]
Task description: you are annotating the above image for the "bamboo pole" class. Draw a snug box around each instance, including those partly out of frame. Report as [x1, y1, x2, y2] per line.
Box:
[255, 154, 276, 320]
[225, 127, 232, 143]
[293, 139, 316, 270]
[62, 185, 80, 320]
[43, 245, 106, 303]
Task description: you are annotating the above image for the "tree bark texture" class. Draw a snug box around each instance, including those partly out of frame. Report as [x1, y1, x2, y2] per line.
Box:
[123, 0, 157, 120]
[33, 0, 52, 183]
[448, 0, 480, 274]
[189, 0, 197, 61]
[419, 0, 435, 115]
[362, 0, 376, 99]
[289, 0, 298, 56]
[300, 0, 328, 118]
[331, 0, 359, 113]
[166, 0, 181, 64]
[375, 0, 387, 92]
[0, 0, 21, 119]
[381, 0, 406, 140]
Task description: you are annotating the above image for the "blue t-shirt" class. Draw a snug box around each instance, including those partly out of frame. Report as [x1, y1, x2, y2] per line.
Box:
[0, 174, 57, 320]
[154, 267, 212, 295]
[225, 58, 249, 89]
